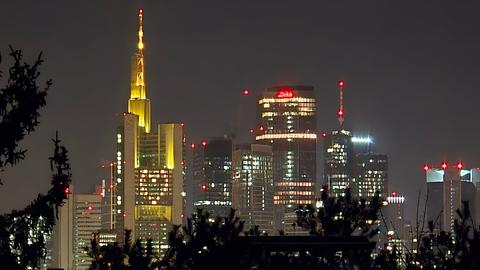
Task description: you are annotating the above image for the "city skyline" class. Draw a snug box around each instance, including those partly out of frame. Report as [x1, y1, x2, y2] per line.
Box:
[2, 1, 480, 224]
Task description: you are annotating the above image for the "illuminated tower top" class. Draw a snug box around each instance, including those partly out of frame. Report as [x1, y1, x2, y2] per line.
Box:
[128, 8, 151, 133]
[132, 9, 145, 99]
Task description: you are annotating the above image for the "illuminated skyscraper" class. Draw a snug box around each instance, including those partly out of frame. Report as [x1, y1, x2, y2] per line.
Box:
[114, 113, 138, 242]
[354, 152, 388, 199]
[134, 123, 185, 254]
[110, 10, 186, 256]
[232, 144, 274, 234]
[385, 192, 407, 265]
[50, 191, 102, 270]
[192, 137, 233, 217]
[323, 130, 354, 197]
[256, 86, 317, 209]
[73, 194, 102, 270]
[425, 163, 478, 232]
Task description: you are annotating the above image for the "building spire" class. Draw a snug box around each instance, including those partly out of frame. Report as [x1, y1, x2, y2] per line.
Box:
[128, 8, 151, 133]
[133, 8, 145, 98]
[337, 80, 345, 128]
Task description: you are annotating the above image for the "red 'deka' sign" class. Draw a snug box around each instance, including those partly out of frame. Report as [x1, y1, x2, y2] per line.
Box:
[276, 87, 294, 98]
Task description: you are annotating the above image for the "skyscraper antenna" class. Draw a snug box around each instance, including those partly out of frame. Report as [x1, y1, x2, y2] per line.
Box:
[337, 80, 345, 127]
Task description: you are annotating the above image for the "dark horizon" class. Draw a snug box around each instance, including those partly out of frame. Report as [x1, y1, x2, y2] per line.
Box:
[1, 0, 480, 222]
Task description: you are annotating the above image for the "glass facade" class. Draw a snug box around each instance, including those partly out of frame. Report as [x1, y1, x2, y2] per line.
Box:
[192, 138, 233, 217]
[232, 144, 274, 234]
[256, 86, 317, 208]
[323, 130, 354, 198]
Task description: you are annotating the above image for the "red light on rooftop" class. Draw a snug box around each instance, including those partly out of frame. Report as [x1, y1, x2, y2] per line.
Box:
[242, 89, 250, 96]
[441, 162, 448, 170]
[423, 164, 430, 171]
[109, 162, 114, 167]
[180, 122, 185, 128]
[276, 87, 294, 98]
[249, 128, 254, 134]
[259, 125, 265, 132]
[457, 162, 464, 170]
[139, 9, 143, 14]
[322, 132, 327, 137]
[201, 184, 207, 191]
[338, 80, 345, 87]
[190, 143, 195, 149]
[201, 140, 207, 147]
[391, 191, 397, 196]
[87, 205, 93, 211]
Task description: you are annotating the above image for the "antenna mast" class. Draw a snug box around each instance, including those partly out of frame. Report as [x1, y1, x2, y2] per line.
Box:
[337, 80, 345, 128]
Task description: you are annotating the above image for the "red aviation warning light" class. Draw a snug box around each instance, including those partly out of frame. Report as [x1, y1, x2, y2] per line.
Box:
[87, 205, 93, 211]
[338, 80, 345, 87]
[249, 128, 254, 134]
[201, 140, 207, 147]
[180, 122, 185, 128]
[441, 162, 448, 170]
[423, 164, 430, 171]
[259, 125, 265, 132]
[190, 143, 195, 149]
[322, 132, 327, 138]
[391, 191, 397, 196]
[242, 89, 250, 96]
[139, 8, 143, 14]
[457, 162, 464, 170]
[201, 183, 208, 191]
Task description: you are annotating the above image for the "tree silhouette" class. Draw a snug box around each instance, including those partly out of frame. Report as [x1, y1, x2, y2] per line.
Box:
[0, 47, 71, 270]
[161, 208, 245, 270]
[87, 230, 157, 270]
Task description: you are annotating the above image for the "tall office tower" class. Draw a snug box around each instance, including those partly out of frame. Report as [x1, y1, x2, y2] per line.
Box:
[381, 192, 410, 265]
[114, 112, 138, 242]
[232, 144, 274, 234]
[128, 9, 150, 134]
[73, 194, 102, 270]
[256, 86, 317, 212]
[192, 137, 233, 217]
[323, 81, 355, 198]
[323, 130, 354, 197]
[385, 192, 407, 256]
[425, 163, 478, 232]
[49, 192, 74, 270]
[158, 123, 186, 225]
[50, 191, 102, 270]
[354, 152, 389, 199]
[134, 123, 184, 254]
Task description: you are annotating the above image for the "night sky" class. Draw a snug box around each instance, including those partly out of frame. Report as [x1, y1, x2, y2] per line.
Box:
[1, 1, 480, 220]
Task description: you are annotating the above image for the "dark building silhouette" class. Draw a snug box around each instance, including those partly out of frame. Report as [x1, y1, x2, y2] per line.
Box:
[192, 137, 233, 217]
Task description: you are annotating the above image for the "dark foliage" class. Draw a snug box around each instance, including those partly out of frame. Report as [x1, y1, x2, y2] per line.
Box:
[0, 46, 50, 184]
[0, 133, 72, 269]
[401, 201, 480, 270]
[295, 186, 382, 238]
[161, 208, 245, 270]
[87, 230, 157, 270]
[0, 47, 71, 270]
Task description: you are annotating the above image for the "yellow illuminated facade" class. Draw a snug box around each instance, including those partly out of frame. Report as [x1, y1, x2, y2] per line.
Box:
[128, 9, 151, 133]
